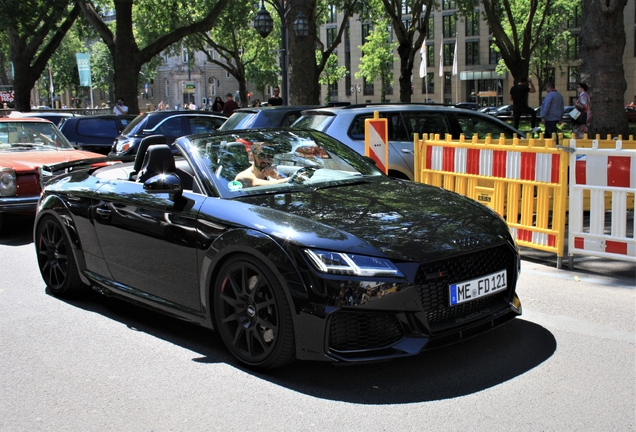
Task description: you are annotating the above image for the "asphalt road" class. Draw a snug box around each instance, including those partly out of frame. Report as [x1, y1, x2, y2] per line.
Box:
[1, 214, 634, 432]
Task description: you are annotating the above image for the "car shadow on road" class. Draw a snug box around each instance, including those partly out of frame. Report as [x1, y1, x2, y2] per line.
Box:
[55, 286, 556, 404]
[0, 214, 35, 246]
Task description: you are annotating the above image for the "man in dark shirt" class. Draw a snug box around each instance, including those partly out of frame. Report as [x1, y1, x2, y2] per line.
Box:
[222, 93, 239, 116]
[267, 87, 284, 106]
[509, 77, 539, 133]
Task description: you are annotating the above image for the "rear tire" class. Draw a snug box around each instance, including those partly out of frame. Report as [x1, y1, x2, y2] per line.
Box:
[213, 254, 295, 370]
[35, 216, 84, 297]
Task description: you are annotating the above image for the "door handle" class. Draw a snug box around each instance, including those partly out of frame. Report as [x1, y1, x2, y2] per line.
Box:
[96, 208, 111, 218]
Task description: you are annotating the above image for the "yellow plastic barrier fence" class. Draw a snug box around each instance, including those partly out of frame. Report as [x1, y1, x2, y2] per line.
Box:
[414, 133, 570, 268]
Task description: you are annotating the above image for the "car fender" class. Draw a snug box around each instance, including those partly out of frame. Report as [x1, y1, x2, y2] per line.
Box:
[200, 227, 308, 329]
[35, 195, 91, 286]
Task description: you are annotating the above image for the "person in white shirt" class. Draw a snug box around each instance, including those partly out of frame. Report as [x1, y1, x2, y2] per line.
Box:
[113, 98, 129, 115]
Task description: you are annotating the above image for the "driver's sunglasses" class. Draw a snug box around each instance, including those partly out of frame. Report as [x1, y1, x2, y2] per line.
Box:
[255, 152, 275, 159]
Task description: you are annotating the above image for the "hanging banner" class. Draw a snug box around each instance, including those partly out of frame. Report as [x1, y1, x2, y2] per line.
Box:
[75, 53, 92, 87]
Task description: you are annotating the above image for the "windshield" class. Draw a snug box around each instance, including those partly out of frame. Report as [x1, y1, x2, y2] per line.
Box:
[120, 113, 150, 136]
[292, 114, 334, 132]
[182, 129, 384, 197]
[218, 112, 256, 130]
[0, 121, 75, 151]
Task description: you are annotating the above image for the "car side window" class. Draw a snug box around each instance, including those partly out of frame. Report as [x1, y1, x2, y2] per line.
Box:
[387, 113, 408, 141]
[155, 117, 185, 139]
[348, 114, 376, 140]
[77, 118, 119, 137]
[455, 113, 516, 139]
[402, 112, 451, 139]
[187, 117, 225, 135]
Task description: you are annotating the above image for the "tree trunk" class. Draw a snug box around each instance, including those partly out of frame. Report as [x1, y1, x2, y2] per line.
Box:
[288, 0, 320, 104]
[397, 42, 412, 103]
[581, 0, 629, 138]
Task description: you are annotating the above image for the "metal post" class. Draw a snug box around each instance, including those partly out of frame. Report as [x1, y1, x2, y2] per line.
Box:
[280, 1, 289, 105]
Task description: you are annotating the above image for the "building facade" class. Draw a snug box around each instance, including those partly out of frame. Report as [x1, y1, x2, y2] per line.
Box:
[318, 1, 636, 108]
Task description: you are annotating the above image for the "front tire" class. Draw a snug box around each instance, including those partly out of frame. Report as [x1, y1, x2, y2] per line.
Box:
[213, 254, 295, 369]
[35, 215, 84, 297]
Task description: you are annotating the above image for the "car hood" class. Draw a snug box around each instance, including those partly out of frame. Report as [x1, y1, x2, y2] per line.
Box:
[235, 179, 513, 262]
[0, 150, 103, 173]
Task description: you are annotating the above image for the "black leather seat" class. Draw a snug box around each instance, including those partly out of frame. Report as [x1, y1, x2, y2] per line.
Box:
[136, 144, 176, 183]
[130, 135, 167, 180]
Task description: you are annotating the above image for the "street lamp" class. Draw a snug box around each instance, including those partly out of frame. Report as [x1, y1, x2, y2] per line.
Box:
[253, 0, 310, 105]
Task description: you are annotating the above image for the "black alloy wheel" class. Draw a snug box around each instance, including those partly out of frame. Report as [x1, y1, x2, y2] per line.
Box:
[35, 216, 83, 297]
[214, 254, 295, 369]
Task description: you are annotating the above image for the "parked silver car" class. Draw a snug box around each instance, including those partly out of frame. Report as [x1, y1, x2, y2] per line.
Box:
[292, 104, 524, 180]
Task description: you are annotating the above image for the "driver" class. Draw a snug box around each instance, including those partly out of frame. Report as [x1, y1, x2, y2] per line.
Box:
[235, 142, 290, 187]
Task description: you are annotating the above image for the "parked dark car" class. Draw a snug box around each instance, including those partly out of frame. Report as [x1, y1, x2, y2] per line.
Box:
[110, 110, 227, 156]
[13, 111, 81, 127]
[35, 128, 522, 370]
[219, 106, 321, 131]
[454, 102, 480, 110]
[59, 114, 136, 154]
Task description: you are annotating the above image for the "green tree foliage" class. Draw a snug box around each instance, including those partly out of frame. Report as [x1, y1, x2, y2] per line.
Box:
[355, 19, 397, 103]
[455, 0, 553, 83]
[318, 52, 348, 103]
[186, 0, 279, 107]
[0, 0, 81, 111]
[376, 0, 434, 102]
[79, 0, 229, 114]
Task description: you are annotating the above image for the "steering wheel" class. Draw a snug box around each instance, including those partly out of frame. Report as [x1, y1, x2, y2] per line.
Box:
[288, 167, 316, 183]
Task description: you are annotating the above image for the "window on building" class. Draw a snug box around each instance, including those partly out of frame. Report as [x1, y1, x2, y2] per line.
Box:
[544, 67, 556, 85]
[466, 40, 479, 65]
[402, 18, 411, 29]
[465, 10, 479, 36]
[422, 73, 434, 95]
[165, 79, 169, 97]
[326, 26, 337, 47]
[443, 42, 455, 66]
[329, 81, 338, 98]
[567, 34, 580, 60]
[162, 52, 169, 64]
[181, 48, 189, 63]
[424, 16, 434, 39]
[568, 4, 582, 28]
[427, 43, 434, 67]
[362, 23, 372, 44]
[442, 0, 456, 10]
[363, 77, 374, 95]
[442, 14, 456, 38]
[444, 72, 452, 94]
[489, 43, 501, 64]
[568, 66, 580, 91]
[327, 4, 337, 23]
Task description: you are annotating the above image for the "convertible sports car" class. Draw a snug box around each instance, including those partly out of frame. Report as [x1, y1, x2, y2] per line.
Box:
[0, 117, 103, 231]
[35, 128, 522, 369]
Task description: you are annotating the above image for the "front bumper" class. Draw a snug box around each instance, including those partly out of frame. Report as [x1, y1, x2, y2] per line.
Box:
[0, 195, 39, 213]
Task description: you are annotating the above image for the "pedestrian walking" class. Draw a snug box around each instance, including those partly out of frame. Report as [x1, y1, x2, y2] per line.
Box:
[510, 77, 540, 133]
[540, 82, 565, 143]
[222, 93, 239, 117]
[573, 82, 591, 139]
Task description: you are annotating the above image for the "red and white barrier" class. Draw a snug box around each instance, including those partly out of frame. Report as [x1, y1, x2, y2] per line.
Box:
[568, 139, 636, 267]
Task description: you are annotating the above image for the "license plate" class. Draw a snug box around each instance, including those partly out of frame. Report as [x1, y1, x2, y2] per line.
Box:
[449, 269, 507, 306]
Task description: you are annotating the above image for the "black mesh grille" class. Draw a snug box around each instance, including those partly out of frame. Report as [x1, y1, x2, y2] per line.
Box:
[415, 244, 516, 325]
[328, 312, 403, 351]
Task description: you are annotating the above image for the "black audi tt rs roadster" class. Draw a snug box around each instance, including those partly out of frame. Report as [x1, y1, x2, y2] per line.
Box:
[34, 128, 522, 369]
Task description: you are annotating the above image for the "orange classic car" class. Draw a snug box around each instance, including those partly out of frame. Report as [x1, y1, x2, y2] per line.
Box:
[0, 117, 103, 230]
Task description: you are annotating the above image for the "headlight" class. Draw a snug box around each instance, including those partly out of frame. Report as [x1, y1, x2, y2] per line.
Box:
[0, 168, 17, 196]
[116, 139, 132, 153]
[304, 249, 404, 277]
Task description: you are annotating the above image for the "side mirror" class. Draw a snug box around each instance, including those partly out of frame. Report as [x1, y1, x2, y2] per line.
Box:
[143, 172, 183, 201]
